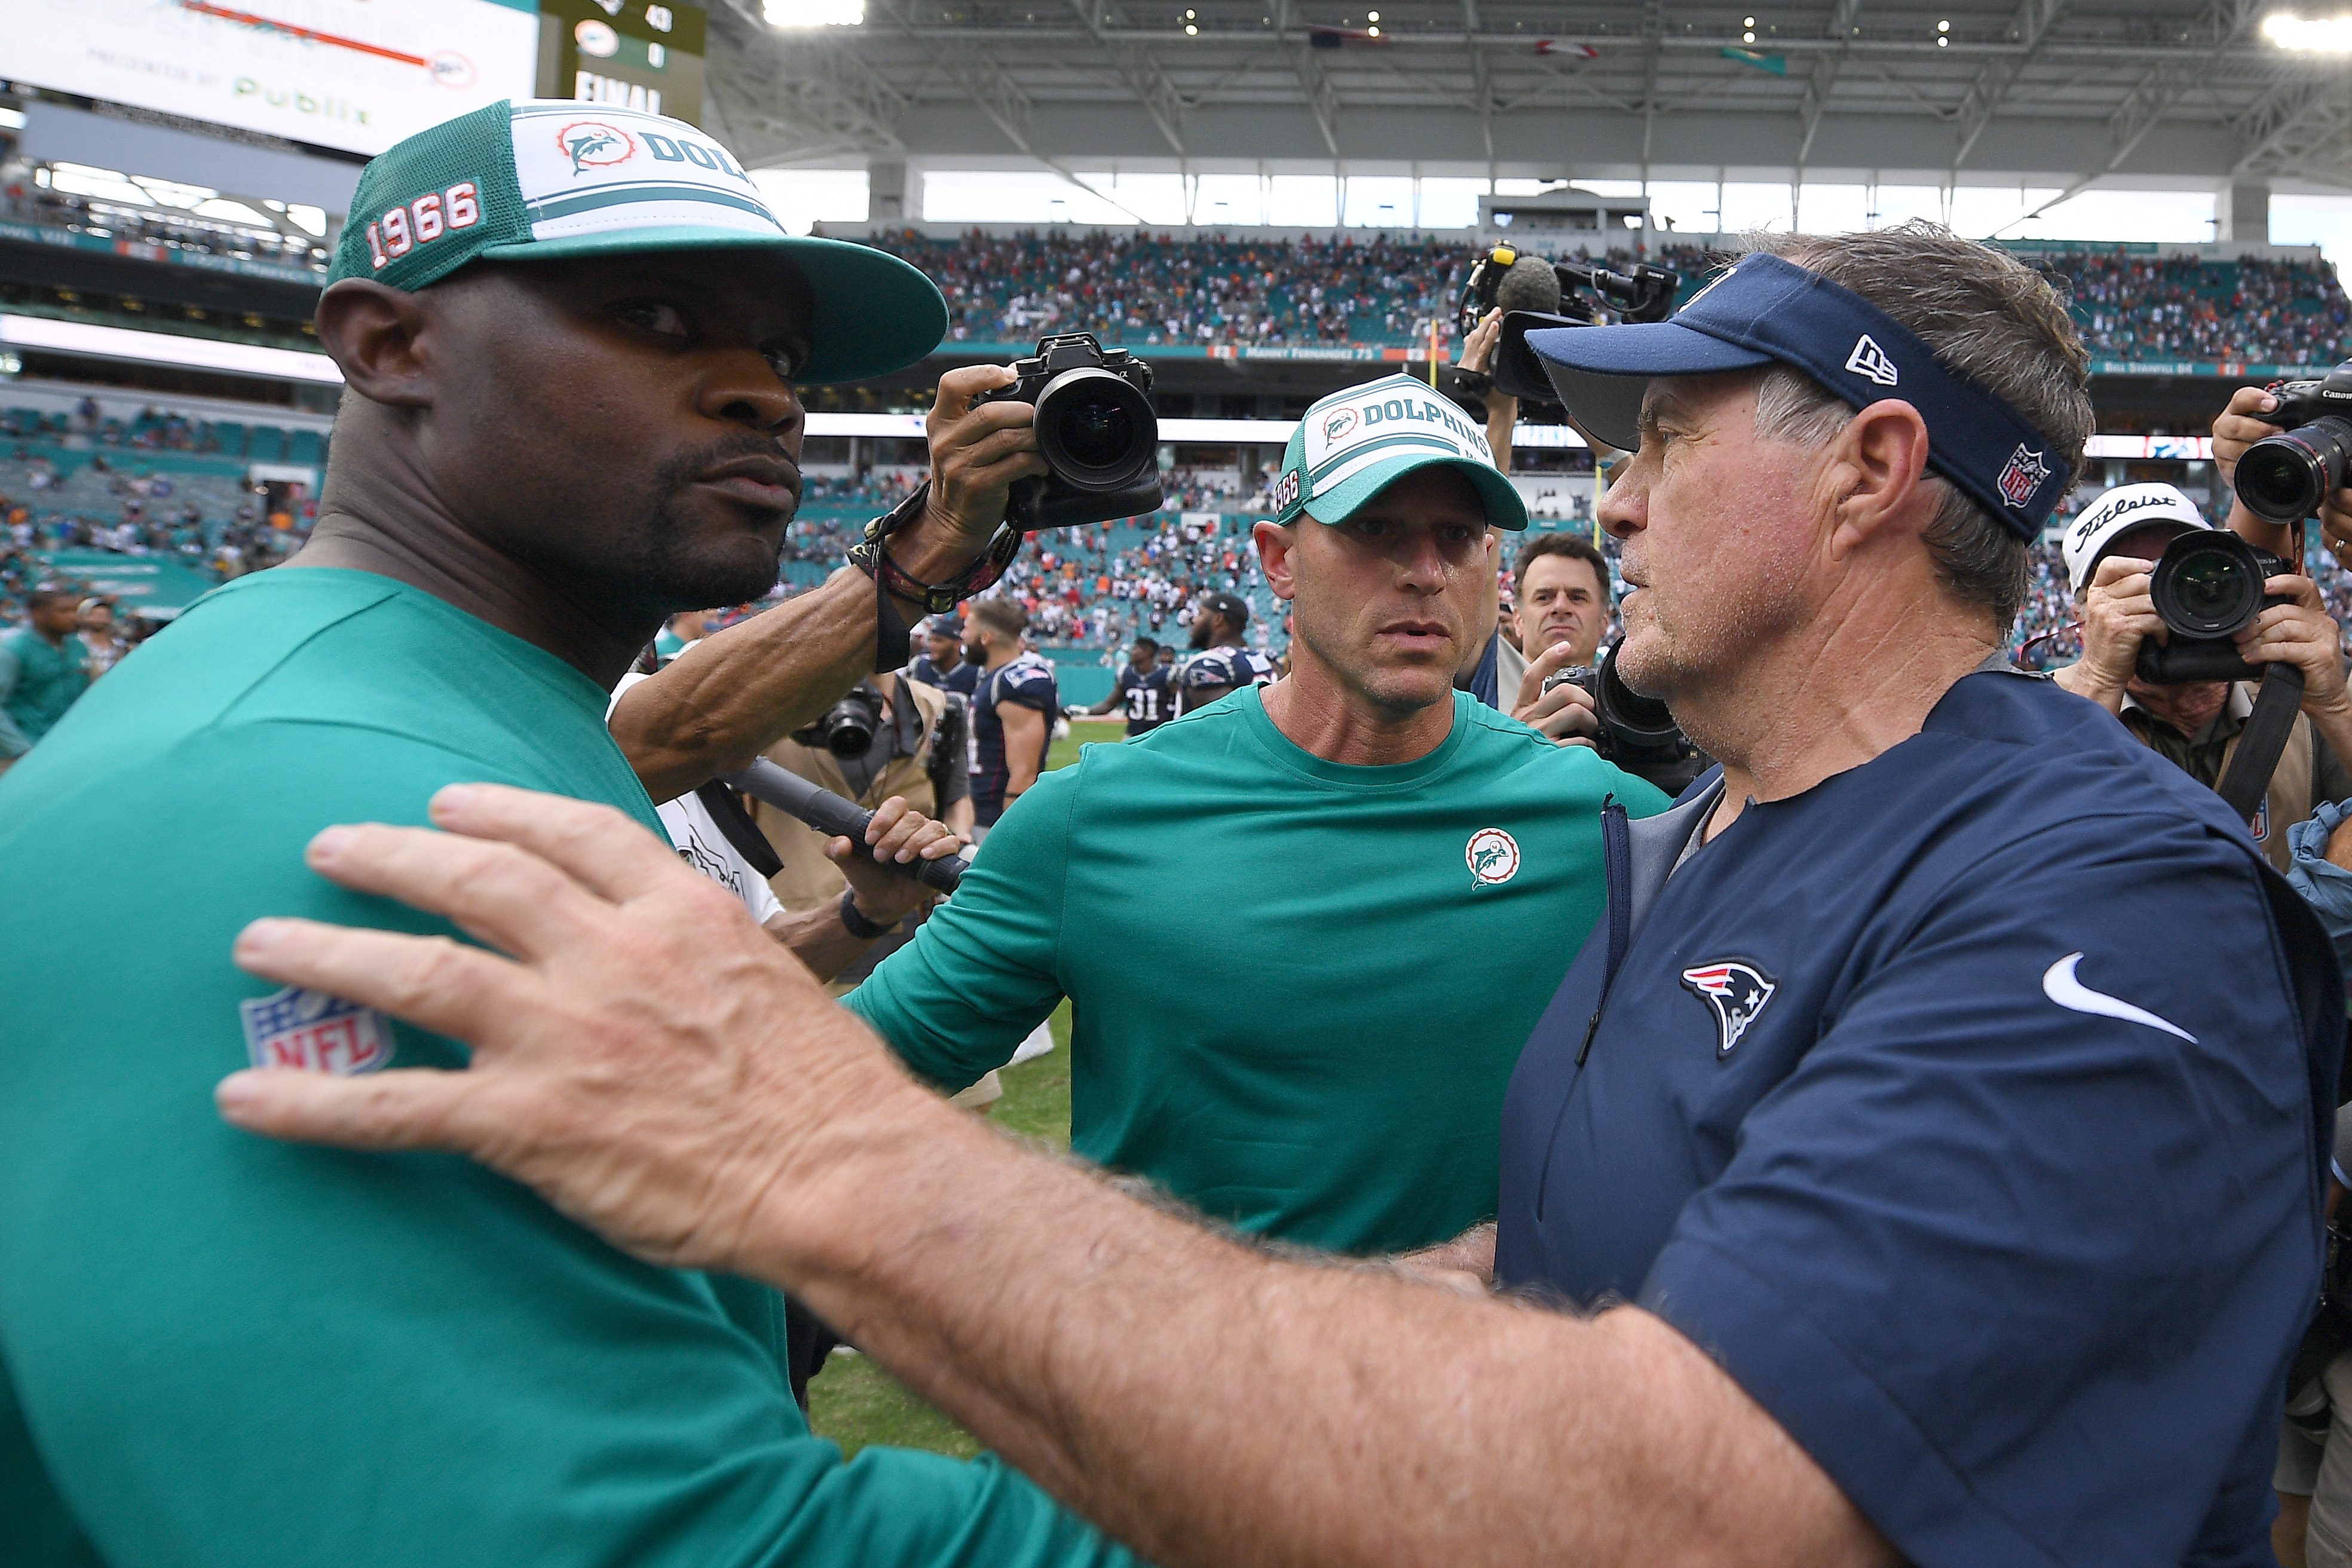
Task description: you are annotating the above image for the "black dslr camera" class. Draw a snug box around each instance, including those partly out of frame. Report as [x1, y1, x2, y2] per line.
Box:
[2134, 529, 2296, 684]
[973, 333, 1164, 529]
[796, 681, 884, 757]
[2235, 362, 2352, 525]
[1544, 638, 1710, 797]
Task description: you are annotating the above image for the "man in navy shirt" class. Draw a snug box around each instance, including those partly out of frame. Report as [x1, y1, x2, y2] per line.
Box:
[906, 614, 980, 699]
[1175, 590, 1274, 713]
[966, 595, 1059, 832]
[214, 225, 2342, 1568]
[1080, 636, 1173, 737]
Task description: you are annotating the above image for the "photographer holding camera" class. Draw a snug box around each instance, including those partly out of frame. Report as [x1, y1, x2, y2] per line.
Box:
[2056, 480, 2352, 868]
[753, 668, 970, 938]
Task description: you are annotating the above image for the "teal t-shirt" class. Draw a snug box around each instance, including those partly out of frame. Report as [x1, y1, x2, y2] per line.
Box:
[0, 625, 91, 756]
[849, 685, 1670, 1255]
[0, 568, 1127, 1568]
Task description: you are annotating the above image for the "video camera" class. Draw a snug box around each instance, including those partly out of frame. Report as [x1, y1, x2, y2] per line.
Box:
[2235, 363, 2352, 525]
[2134, 529, 2297, 684]
[1544, 638, 1710, 797]
[973, 332, 1165, 529]
[1453, 245, 1682, 409]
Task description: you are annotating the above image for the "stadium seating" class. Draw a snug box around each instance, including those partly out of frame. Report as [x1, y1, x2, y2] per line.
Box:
[19, 173, 2348, 365]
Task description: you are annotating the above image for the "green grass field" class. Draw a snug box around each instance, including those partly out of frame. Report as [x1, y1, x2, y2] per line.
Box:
[804, 717, 1119, 1459]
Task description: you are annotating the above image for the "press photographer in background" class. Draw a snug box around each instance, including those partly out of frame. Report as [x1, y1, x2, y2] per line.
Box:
[2054, 480, 2352, 869]
[2204, 378, 2352, 1568]
[752, 668, 970, 960]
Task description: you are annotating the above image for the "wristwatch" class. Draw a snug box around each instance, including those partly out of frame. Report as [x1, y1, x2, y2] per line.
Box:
[837, 887, 893, 941]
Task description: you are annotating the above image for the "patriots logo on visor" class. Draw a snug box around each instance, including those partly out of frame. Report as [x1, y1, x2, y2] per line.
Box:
[1997, 443, 2053, 510]
[1681, 960, 1777, 1059]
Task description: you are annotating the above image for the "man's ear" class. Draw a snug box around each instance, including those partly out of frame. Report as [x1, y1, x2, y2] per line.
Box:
[1824, 397, 1933, 559]
[1254, 520, 1300, 604]
[314, 280, 436, 411]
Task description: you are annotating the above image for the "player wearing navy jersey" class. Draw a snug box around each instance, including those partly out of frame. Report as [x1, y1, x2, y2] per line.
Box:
[967, 597, 1059, 829]
[1177, 590, 1275, 714]
[907, 614, 979, 699]
[1083, 637, 1174, 737]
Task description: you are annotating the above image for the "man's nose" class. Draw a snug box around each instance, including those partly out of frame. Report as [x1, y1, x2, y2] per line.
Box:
[700, 348, 803, 437]
[1597, 468, 1644, 542]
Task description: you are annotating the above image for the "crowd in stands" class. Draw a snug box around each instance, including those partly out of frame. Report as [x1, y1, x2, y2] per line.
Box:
[858, 230, 1477, 349]
[0, 402, 320, 615]
[840, 229, 2352, 366]
[2028, 250, 2352, 365]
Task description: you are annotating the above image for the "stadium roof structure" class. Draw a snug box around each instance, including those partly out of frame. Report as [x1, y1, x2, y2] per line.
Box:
[700, 0, 2352, 200]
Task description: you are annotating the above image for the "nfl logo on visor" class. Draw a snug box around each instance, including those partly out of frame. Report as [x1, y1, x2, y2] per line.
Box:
[1998, 444, 2054, 510]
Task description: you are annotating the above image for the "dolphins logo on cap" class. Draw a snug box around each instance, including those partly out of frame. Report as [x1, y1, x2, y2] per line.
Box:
[559, 121, 634, 175]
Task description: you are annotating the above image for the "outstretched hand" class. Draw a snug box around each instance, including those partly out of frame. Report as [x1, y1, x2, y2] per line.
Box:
[214, 783, 929, 1278]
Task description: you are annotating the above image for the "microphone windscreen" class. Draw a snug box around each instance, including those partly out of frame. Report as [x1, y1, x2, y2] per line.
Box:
[1494, 255, 1562, 316]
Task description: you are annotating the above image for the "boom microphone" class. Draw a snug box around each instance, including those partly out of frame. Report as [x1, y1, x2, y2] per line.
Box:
[1494, 255, 1563, 318]
[722, 758, 969, 894]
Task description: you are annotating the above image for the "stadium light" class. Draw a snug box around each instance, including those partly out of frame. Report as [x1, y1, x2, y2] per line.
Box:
[2264, 11, 2352, 49]
[764, 0, 865, 26]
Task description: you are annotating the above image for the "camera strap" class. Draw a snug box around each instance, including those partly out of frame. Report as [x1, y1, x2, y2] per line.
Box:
[2216, 664, 2307, 825]
[693, 780, 785, 881]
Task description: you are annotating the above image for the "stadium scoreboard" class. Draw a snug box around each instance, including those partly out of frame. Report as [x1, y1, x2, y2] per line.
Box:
[536, 1, 709, 128]
[0, 0, 709, 157]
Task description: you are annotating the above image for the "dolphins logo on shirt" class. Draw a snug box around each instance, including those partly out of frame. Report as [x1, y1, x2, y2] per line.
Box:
[1466, 827, 1520, 887]
[1681, 960, 1777, 1058]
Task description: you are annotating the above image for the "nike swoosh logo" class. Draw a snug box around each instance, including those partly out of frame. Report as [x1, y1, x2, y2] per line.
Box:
[2041, 953, 2197, 1044]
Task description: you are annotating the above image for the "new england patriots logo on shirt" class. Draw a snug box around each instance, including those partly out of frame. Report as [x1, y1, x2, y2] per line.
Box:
[1680, 960, 1777, 1059]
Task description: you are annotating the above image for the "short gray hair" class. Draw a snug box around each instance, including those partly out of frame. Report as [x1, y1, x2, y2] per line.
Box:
[1740, 222, 2093, 632]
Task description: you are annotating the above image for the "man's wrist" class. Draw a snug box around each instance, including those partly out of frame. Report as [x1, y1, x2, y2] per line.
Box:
[893, 494, 1002, 583]
[734, 1034, 957, 1287]
[837, 887, 894, 941]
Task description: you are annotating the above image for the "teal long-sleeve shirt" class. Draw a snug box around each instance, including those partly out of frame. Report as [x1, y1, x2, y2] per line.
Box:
[849, 687, 1669, 1256]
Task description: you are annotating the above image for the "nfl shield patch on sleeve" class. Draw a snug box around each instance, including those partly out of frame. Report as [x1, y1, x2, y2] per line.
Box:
[238, 985, 394, 1076]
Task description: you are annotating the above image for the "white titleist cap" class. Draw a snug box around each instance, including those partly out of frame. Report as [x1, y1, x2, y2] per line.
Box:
[2060, 482, 2214, 592]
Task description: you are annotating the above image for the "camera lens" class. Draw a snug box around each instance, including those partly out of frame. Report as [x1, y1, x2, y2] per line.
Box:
[1052, 395, 1135, 470]
[2171, 553, 2246, 619]
[2150, 531, 2268, 639]
[2237, 434, 2329, 525]
[1594, 642, 1685, 755]
[1034, 367, 1157, 490]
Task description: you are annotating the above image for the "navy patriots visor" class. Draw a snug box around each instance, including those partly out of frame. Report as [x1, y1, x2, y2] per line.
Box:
[1525, 252, 2072, 537]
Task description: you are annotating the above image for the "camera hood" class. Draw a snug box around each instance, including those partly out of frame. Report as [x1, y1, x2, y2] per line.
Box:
[1494, 310, 1584, 403]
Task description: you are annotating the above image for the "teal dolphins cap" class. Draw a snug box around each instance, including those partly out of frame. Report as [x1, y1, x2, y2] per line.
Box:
[1269, 374, 1529, 531]
[326, 99, 947, 384]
